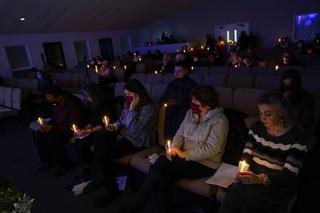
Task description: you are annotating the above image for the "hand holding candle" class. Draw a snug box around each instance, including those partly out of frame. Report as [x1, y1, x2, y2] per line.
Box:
[238, 160, 250, 172]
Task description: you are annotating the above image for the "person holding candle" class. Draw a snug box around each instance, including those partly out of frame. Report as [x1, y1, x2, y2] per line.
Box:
[34, 85, 89, 177]
[217, 91, 307, 213]
[83, 79, 156, 208]
[123, 85, 229, 213]
[71, 83, 116, 182]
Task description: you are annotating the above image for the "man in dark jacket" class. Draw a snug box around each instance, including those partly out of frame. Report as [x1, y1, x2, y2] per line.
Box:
[35, 85, 89, 177]
[160, 61, 198, 139]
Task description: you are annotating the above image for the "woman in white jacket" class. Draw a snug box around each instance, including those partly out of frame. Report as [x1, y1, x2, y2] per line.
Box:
[124, 85, 229, 213]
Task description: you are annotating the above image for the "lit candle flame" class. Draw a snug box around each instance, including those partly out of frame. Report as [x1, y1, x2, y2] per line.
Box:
[113, 66, 116, 69]
[37, 117, 43, 126]
[95, 65, 98, 73]
[86, 64, 90, 68]
[183, 50, 186, 53]
[154, 70, 158, 74]
[103, 115, 109, 125]
[207, 47, 210, 51]
[238, 160, 250, 172]
[163, 103, 168, 107]
[278, 38, 282, 43]
[201, 45, 204, 50]
[275, 65, 279, 71]
[138, 57, 142, 62]
[72, 124, 78, 133]
[191, 66, 194, 70]
[190, 47, 194, 51]
[124, 65, 127, 70]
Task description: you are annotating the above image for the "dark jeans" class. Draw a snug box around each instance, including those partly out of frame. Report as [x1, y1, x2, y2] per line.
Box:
[74, 134, 94, 166]
[217, 183, 294, 213]
[35, 130, 73, 168]
[135, 155, 215, 212]
[164, 105, 189, 139]
[93, 130, 143, 184]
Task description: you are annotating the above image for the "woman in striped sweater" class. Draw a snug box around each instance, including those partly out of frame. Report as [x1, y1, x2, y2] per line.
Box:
[218, 91, 307, 213]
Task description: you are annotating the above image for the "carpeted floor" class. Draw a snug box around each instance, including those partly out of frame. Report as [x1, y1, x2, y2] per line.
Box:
[0, 116, 212, 213]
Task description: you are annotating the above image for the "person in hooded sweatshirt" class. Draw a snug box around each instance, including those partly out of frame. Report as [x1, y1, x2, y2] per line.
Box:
[123, 85, 229, 213]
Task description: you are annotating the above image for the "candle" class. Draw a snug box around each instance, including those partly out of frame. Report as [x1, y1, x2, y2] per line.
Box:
[103, 115, 109, 125]
[207, 47, 210, 51]
[86, 64, 90, 68]
[275, 65, 279, 71]
[138, 57, 142, 62]
[71, 124, 78, 133]
[113, 66, 116, 69]
[166, 140, 172, 154]
[154, 70, 158, 74]
[183, 50, 186, 53]
[201, 45, 204, 50]
[163, 103, 168, 107]
[238, 160, 250, 172]
[95, 65, 98, 73]
[190, 47, 194, 52]
[37, 117, 43, 126]
[191, 66, 194, 70]
[124, 65, 127, 70]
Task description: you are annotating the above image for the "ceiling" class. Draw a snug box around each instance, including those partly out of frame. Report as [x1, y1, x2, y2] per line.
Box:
[0, 0, 199, 35]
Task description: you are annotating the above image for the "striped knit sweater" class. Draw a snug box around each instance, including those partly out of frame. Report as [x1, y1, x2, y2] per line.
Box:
[242, 121, 307, 189]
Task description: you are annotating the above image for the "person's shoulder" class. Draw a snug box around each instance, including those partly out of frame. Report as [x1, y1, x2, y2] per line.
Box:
[250, 120, 264, 131]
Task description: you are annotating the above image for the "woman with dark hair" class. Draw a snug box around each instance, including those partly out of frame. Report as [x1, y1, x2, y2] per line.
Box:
[217, 91, 307, 213]
[123, 85, 229, 213]
[71, 83, 115, 181]
[82, 79, 156, 208]
[279, 69, 315, 133]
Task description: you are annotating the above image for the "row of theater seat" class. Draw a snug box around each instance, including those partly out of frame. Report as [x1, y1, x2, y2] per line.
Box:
[114, 82, 320, 116]
[0, 87, 22, 119]
[131, 72, 320, 92]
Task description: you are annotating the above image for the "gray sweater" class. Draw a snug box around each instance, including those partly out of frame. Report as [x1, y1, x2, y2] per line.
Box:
[172, 107, 229, 169]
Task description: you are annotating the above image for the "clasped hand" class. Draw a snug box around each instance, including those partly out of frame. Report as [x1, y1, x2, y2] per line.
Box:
[235, 172, 261, 184]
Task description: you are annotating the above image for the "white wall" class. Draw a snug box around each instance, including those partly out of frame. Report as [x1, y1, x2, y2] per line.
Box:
[138, 0, 320, 48]
[0, 30, 139, 78]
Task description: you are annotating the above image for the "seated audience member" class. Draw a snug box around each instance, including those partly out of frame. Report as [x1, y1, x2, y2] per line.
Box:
[160, 61, 198, 139]
[279, 69, 315, 133]
[160, 54, 174, 73]
[206, 52, 224, 67]
[71, 83, 116, 181]
[123, 86, 229, 213]
[241, 55, 258, 67]
[82, 79, 156, 208]
[97, 60, 116, 99]
[33, 85, 89, 177]
[192, 54, 205, 67]
[227, 49, 242, 68]
[218, 91, 307, 213]
[280, 50, 301, 66]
